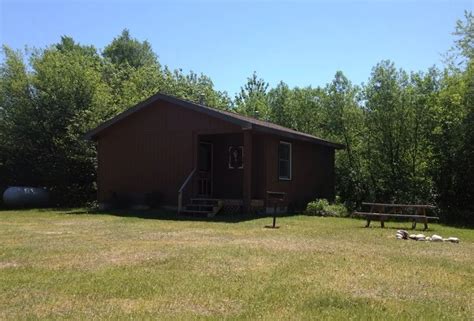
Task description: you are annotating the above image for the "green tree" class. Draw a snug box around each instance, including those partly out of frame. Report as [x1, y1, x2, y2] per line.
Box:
[235, 72, 270, 119]
[0, 41, 113, 205]
[432, 66, 471, 222]
[291, 87, 327, 135]
[161, 68, 231, 110]
[103, 61, 163, 112]
[363, 61, 413, 202]
[0, 46, 35, 190]
[404, 68, 440, 203]
[453, 60, 474, 223]
[323, 71, 366, 206]
[102, 30, 163, 113]
[433, 11, 473, 224]
[447, 10, 474, 67]
[56, 36, 98, 58]
[268, 81, 292, 127]
[268, 84, 326, 135]
[101, 30, 230, 113]
[33, 44, 114, 204]
[103, 29, 158, 69]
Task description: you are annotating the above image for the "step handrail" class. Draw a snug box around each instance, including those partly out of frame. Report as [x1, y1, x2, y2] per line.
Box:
[178, 168, 197, 214]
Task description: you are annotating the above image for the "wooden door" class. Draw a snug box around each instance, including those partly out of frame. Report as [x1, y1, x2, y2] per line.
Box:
[198, 142, 213, 197]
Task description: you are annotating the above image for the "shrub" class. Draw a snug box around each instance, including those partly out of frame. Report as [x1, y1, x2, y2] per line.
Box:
[85, 200, 100, 211]
[305, 199, 329, 216]
[305, 199, 348, 217]
[325, 203, 349, 217]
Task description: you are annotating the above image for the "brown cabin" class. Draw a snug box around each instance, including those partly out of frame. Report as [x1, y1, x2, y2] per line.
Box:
[85, 93, 344, 215]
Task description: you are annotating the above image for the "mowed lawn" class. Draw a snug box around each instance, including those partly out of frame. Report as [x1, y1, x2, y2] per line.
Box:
[0, 209, 473, 320]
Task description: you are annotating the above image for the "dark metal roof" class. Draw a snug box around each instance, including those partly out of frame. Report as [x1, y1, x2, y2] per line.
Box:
[84, 93, 345, 149]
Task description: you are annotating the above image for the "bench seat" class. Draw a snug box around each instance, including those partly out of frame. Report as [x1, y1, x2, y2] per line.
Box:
[353, 211, 439, 229]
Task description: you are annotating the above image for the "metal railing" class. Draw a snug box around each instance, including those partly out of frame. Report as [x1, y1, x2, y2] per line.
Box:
[178, 168, 196, 214]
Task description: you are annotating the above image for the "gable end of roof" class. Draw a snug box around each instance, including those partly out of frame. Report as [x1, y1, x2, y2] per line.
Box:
[83, 93, 344, 149]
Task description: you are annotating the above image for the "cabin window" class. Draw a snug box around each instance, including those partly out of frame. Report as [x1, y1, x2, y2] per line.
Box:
[278, 141, 292, 180]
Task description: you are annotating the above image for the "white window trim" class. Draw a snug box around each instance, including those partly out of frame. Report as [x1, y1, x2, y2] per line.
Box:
[278, 141, 292, 181]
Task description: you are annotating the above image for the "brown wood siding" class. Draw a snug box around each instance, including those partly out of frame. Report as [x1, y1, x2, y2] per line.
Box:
[97, 100, 241, 205]
[263, 134, 335, 210]
[96, 100, 336, 210]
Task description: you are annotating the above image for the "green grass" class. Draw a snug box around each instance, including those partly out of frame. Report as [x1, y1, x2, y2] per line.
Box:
[0, 209, 473, 320]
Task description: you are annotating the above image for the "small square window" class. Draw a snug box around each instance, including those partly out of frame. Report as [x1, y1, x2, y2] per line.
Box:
[278, 141, 292, 180]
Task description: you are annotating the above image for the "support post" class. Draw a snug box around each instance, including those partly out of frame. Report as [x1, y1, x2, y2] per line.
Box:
[423, 208, 428, 230]
[243, 129, 252, 214]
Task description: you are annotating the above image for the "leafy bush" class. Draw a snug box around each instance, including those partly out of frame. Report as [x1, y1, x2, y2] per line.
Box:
[305, 199, 329, 215]
[305, 199, 348, 217]
[325, 204, 349, 217]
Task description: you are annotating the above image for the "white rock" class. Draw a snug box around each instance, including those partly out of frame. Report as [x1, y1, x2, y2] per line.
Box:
[397, 229, 408, 234]
[446, 237, 460, 243]
[397, 230, 409, 239]
[409, 234, 417, 240]
[415, 234, 425, 239]
[431, 234, 443, 242]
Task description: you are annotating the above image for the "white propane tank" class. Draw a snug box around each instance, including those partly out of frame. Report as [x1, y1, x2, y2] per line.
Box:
[3, 186, 49, 208]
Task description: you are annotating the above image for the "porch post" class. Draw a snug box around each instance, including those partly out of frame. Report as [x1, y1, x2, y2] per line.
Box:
[192, 131, 199, 196]
[243, 129, 252, 213]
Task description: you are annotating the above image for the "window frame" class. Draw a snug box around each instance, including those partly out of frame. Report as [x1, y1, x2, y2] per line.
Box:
[278, 141, 292, 181]
[228, 146, 244, 169]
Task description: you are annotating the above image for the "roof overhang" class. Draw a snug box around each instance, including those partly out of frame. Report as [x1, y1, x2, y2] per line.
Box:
[83, 93, 345, 150]
[252, 124, 344, 149]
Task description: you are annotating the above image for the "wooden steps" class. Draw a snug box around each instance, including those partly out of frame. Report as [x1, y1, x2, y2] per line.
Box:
[182, 198, 223, 217]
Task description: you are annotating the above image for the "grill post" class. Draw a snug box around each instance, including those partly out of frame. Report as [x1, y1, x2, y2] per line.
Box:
[266, 191, 286, 229]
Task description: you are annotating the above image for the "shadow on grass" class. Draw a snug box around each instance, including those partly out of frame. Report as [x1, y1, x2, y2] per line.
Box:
[62, 208, 432, 227]
[40, 208, 472, 230]
[356, 225, 435, 232]
[351, 217, 437, 231]
[62, 207, 299, 224]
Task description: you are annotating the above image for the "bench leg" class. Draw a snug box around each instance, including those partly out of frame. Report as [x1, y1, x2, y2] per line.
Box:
[423, 208, 428, 230]
[365, 219, 371, 227]
[412, 220, 417, 229]
[380, 217, 385, 228]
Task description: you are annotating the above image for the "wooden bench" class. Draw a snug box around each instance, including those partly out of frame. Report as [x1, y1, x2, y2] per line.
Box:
[354, 202, 439, 230]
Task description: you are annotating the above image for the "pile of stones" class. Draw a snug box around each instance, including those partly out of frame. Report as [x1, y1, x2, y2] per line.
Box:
[396, 230, 460, 243]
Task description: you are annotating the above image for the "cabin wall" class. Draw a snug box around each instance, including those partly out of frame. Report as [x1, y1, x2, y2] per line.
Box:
[96, 100, 337, 210]
[97, 100, 241, 206]
[262, 134, 335, 211]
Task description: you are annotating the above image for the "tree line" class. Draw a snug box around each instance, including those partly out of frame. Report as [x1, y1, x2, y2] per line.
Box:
[1, 13, 472, 224]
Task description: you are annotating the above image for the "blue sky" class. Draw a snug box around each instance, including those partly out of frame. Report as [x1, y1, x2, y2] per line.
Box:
[1, 0, 471, 95]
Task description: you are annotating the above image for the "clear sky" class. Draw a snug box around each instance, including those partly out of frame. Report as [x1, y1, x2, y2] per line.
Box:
[1, 0, 472, 95]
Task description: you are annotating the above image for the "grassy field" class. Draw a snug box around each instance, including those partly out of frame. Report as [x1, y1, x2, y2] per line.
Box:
[0, 209, 473, 320]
